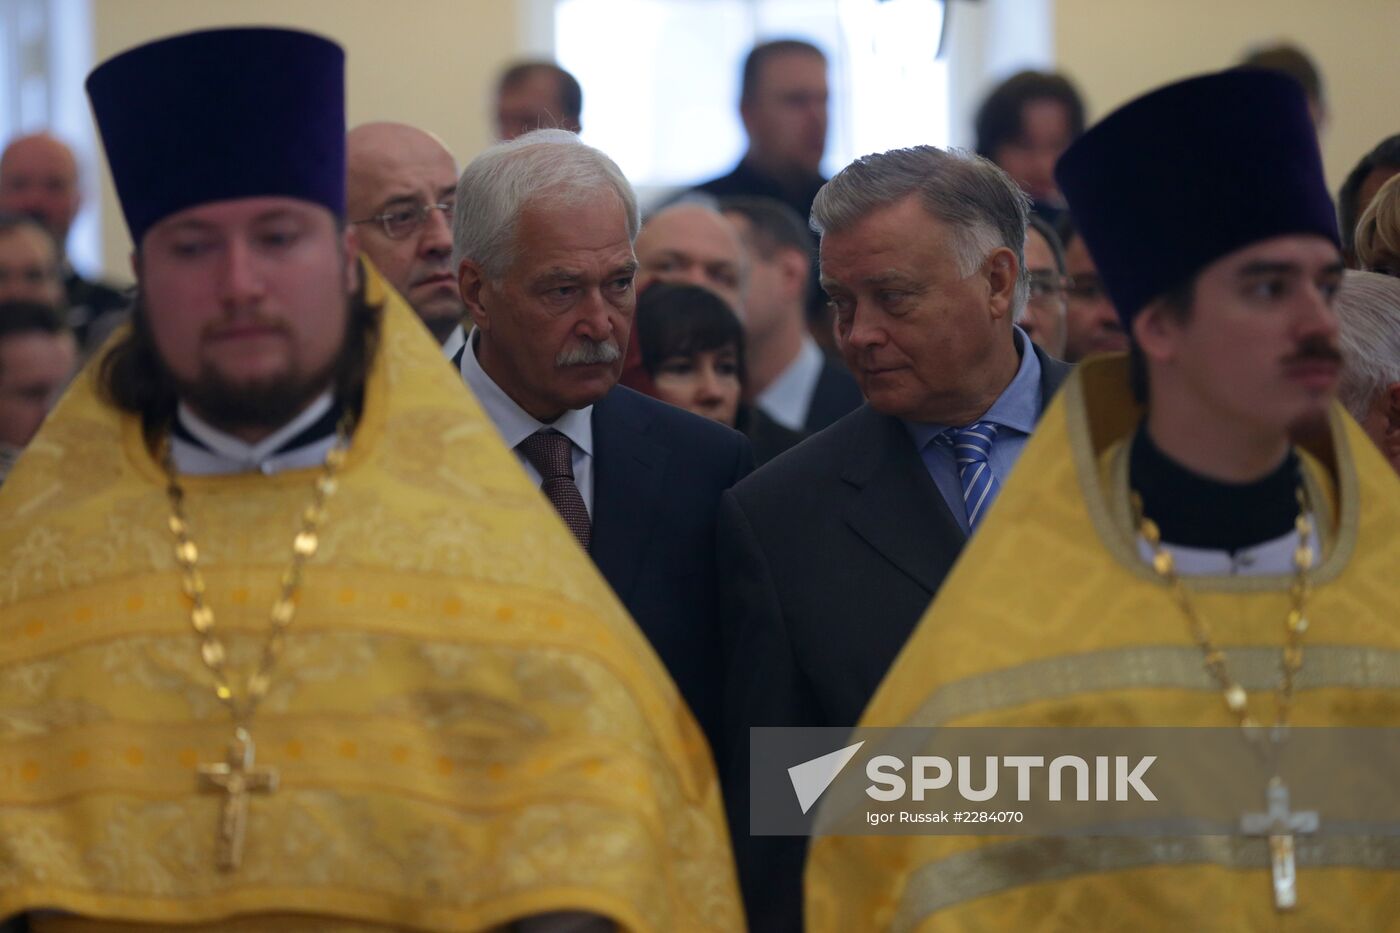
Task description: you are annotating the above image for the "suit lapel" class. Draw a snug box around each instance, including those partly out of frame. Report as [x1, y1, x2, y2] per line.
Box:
[589, 388, 669, 605]
[805, 364, 839, 432]
[1032, 342, 1074, 410]
[837, 349, 1068, 595]
[840, 408, 966, 595]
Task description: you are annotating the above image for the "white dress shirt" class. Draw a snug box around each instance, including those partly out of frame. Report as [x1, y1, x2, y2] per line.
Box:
[441, 324, 466, 360]
[755, 334, 824, 432]
[171, 392, 338, 476]
[458, 329, 596, 515]
[1138, 522, 1322, 577]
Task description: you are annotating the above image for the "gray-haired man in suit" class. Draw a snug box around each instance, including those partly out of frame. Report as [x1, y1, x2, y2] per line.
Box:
[718, 145, 1072, 933]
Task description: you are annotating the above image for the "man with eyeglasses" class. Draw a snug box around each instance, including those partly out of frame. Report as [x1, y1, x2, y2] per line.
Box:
[1019, 213, 1069, 358]
[1060, 214, 1129, 361]
[347, 122, 467, 355]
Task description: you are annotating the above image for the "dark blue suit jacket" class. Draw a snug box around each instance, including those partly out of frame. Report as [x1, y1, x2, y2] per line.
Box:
[451, 346, 754, 753]
[589, 386, 753, 749]
[804, 357, 864, 433]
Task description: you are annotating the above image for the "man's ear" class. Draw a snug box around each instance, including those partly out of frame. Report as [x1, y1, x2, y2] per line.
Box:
[1132, 299, 1180, 365]
[984, 247, 1019, 321]
[776, 248, 808, 302]
[738, 100, 756, 138]
[458, 259, 492, 332]
[1376, 382, 1400, 472]
[1383, 382, 1400, 432]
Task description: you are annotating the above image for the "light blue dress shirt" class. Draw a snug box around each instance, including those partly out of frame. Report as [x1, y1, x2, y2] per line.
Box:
[903, 327, 1043, 535]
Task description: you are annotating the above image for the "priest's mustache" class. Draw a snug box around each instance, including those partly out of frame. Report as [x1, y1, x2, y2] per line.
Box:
[202, 315, 292, 340]
[1283, 336, 1342, 366]
[557, 338, 621, 366]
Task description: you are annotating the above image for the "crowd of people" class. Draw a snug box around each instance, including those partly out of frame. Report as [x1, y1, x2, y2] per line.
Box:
[0, 22, 1398, 933]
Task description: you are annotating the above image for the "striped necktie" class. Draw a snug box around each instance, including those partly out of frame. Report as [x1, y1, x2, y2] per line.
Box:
[942, 421, 1002, 530]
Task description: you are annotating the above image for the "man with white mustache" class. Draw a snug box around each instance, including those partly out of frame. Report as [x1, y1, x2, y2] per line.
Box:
[453, 129, 754, 753]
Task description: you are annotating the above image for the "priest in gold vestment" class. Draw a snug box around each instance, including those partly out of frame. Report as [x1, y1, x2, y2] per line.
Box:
[0, 27, 742, 932]
[807, 71, 1400, 931]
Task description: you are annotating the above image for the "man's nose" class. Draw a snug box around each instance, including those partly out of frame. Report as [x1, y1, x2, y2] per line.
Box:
[1032, 153, 1059, 195]
[218, 239, 265, 307]
[1092, 297, 1121, 328]
[845, 305, 885, 349]
[418, 205, 452, 258]
[1296, 285, 1340, 344]
[574, 288, 614, 339]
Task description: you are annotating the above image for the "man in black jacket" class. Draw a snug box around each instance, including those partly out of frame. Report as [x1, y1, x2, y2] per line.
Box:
[452, 129, 753, 752]
[718, 145, 1072, 932]
[720, 195, 861, 433]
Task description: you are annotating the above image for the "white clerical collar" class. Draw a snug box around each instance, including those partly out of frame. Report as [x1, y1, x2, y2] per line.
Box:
[756, 334, 823, 432]
[459, 328, 593, 456]
[441, 324, 466, 360]
[171, 391, 338, 476]
[1137, 521, 1323, 578]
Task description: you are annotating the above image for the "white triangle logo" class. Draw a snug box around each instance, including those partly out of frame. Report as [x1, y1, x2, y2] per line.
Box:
[787, 741, 865, 814]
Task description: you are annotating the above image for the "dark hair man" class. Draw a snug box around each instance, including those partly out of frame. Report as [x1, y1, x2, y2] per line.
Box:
[974, 69, 1086, 223]
[1241, 42, 1327, 131]
[0, 300, 76, 484]
[1338, 134, 1400, 267]
[694, 40, 829, 230]
[809, 69, 1400, 932]
[1019, 212, 1069, 358]
[0, 213, 64, 308]
[495, 60, 583, 140]
[719, 195, 862, 432]
[1059, 213, 1129, 361]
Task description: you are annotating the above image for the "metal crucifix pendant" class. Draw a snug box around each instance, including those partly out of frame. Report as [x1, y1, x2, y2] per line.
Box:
[1240, 776, 1318, 909]
[198, 726, 279, 870]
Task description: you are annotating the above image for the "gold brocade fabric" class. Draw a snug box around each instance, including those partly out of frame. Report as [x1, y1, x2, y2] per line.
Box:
[0, 266, 743, 932]
[805, 355, 1400, 933]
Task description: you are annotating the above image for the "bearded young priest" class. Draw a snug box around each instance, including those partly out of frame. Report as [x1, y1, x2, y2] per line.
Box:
[0, 28, 741, 932]
[805, 70, 1400, 931]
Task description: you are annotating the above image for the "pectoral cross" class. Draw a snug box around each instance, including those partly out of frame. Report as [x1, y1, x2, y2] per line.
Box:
[1240, 776, 1318, 910]
[198, 726, 278, 870]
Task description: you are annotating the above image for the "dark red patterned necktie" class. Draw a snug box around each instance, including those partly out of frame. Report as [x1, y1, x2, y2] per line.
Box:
[516, 430, 591, 550]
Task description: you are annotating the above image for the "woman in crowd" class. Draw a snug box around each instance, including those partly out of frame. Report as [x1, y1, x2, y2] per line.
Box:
[636, 282, 806, 464]
[1356, 173, 1400, 277]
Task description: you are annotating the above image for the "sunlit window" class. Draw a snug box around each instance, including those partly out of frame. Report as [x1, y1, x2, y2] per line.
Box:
[0, 0, 100, 277]
[556, 0, 950, 195]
